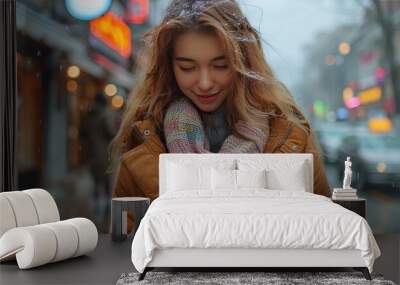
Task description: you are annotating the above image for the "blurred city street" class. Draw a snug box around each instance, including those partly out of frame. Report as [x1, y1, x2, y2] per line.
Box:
[325, 164, 400, 234]
[12, 0, 400, 234]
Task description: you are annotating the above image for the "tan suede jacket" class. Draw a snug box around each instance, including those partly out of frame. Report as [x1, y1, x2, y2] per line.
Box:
[113, 115, 332, 201]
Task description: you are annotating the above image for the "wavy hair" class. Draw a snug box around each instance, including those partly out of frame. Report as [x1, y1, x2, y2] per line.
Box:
[110, 0, 308, 159]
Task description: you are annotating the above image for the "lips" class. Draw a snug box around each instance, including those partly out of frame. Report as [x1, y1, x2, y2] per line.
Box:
[194, 92, 219, 97]
[194, 92, 219, 104]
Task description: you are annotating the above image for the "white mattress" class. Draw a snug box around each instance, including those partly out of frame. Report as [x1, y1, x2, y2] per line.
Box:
[131, 190, 381, 273]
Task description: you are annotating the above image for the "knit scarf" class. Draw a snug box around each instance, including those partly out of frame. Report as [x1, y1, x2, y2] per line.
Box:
[163, 97, 269, 153]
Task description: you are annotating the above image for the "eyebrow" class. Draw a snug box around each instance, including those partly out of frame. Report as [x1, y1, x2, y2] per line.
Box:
[175, 55, 226, 62]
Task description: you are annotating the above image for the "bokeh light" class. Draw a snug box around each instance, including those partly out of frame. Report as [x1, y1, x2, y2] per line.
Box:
[104, 83, 118, 97]
[67, 65, 80, 78]
[112, 95, 124, 108]
[66, 80, 78, 92]
[338, 42, 351, 55]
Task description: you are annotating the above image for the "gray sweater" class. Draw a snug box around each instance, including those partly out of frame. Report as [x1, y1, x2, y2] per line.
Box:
[201, 106, 231, 153]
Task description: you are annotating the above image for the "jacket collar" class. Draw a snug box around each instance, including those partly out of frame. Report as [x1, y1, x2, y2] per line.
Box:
[131, 115, 301, 154]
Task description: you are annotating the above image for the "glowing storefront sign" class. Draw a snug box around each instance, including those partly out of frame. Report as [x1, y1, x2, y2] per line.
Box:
[358, 86, 382, 105]
[65, 0, 112, 21]
[344, 97, 361, 109]
[90, 12, 132, 58]
[368, 117, 392, 133]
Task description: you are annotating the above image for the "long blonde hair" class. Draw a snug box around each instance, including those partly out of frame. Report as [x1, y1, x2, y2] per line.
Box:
[110, 0, 308, 159]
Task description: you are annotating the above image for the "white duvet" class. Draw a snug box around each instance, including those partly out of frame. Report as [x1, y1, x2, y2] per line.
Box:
[131, 190, 380, 273]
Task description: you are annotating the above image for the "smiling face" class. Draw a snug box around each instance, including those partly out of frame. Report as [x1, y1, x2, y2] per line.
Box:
[172, 31, 234, 112]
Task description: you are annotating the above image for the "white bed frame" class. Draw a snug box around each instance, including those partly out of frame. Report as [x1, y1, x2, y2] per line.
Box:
[148, 248, 365, 268]
[139, 154, 371, 280]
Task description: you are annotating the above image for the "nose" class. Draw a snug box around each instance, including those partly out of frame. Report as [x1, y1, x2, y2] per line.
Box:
[197, 69, 214, 92]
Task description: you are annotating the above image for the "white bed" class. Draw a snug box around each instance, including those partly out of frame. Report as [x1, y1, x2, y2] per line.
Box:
[131, 154, 381, 280]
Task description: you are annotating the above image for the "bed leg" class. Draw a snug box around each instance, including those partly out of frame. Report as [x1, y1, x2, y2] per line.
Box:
[138, 268, 148, 281]
[354, 267, 371, 280]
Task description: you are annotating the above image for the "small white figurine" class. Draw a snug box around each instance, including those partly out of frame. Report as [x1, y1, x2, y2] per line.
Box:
[343, 156, 352, 189]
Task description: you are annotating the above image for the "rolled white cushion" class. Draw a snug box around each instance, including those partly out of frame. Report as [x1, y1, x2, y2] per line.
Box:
[0, 196, 17, 237]
[23, 189, 60, 224]
[42, 221, 79, 262]
[0, 218, 98, 269]
[66, 218, 98, 257]
[0, 226, 57, 269]
[0, 191, 39, 227]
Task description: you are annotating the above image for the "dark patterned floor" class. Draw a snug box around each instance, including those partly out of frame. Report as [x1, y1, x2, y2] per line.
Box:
[117, 271, 396, 285]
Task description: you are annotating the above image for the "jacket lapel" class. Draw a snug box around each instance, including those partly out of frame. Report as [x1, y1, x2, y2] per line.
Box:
[131, 119, 166, 153]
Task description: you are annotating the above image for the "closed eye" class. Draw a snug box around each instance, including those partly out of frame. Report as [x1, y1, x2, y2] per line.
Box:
[214, 65, 228, 69]
[179, 66, 196, 72]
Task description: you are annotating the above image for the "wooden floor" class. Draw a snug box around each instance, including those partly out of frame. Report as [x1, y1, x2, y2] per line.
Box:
[373, 234, 400, 284]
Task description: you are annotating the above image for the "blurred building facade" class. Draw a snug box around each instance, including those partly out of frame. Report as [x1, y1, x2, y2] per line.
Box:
[16, 0, 170, 231]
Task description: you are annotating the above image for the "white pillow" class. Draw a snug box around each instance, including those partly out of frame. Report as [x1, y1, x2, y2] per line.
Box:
[211, 169, 268, 190]
[167, 162, 212, 191]
[237, 159, 309, 192]
[212, 168, 236, 190]
[266, 162, 307, 191]
[236, 169, 267, 189]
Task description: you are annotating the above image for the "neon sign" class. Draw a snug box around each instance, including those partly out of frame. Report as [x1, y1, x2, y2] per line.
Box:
[358, 86, 382, 105]
[368, 117, 392, 133]
[90, 12, 132, 58]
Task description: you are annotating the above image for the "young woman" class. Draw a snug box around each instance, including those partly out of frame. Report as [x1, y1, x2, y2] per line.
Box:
[110, 0, 331, 229]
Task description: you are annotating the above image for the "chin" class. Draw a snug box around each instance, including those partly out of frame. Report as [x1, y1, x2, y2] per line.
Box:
[193, 102, 220, 113]
[191, 96, 225, 113]
[183, 92, 226, 113]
